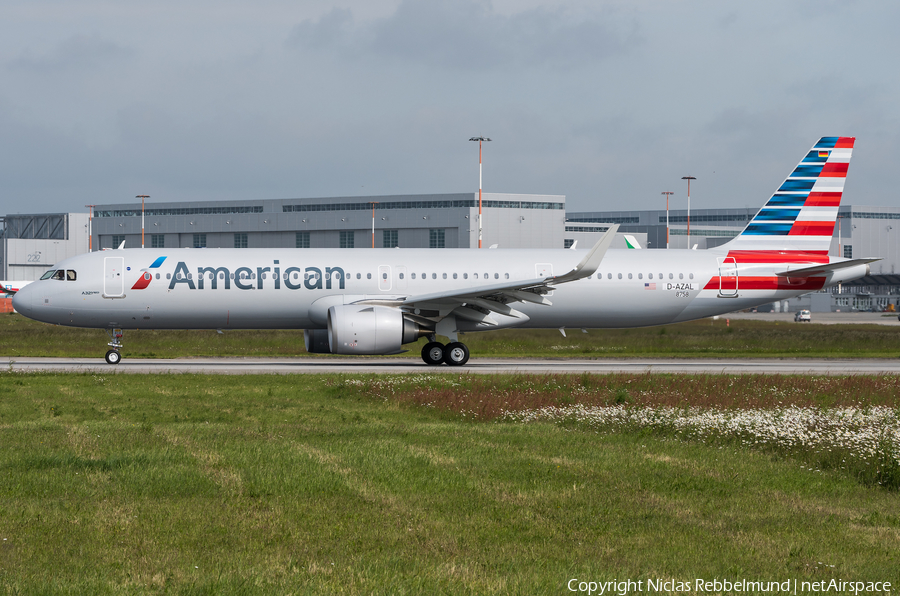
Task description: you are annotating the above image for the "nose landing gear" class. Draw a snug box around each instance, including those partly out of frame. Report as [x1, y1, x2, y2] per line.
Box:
[105, 328, 123, 365]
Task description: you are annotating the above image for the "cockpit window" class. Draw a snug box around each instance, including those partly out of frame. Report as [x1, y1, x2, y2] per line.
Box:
[40, 270, 57, 280]
[66, 270, 77, 281]
[51, 270, 65, 281]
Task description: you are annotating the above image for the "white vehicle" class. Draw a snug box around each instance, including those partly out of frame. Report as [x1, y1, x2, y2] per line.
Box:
[10, 137, 877, 366]
[794, 309, 811, 322]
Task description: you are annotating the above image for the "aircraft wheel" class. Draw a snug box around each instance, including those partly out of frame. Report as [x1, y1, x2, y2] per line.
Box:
[443, 342, 469, 367]
[105, 350, 122, 365]
[422, 342, 445, 365]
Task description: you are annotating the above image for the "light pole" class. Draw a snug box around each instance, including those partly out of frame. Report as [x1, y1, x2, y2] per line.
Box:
[369, 202, 379, 248]
[85, 205, 95, 252]
[136, 195, 149, 248]
[469, 136, 491, 248]
[681, 177, 695, 248]
[661, 192, 674, 249]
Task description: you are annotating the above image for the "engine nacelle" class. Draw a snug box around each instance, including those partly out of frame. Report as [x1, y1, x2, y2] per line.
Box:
[327, 305, 425, 355]
[304, 329, 332, 354]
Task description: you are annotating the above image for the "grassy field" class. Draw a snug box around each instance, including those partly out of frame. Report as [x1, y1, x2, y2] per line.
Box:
[2, 312, 900, 359]
[1, 372, 899, 594]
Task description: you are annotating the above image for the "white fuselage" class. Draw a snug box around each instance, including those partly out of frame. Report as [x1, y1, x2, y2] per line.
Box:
[11, 247, 864, 331]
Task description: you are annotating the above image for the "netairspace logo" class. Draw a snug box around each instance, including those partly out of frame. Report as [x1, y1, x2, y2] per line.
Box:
[566, 578, 892, 594]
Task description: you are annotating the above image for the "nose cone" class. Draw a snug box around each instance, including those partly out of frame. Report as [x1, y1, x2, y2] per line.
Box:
[11, 286, 33, 318]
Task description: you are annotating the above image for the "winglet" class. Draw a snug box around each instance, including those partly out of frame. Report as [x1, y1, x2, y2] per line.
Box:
[549, 224, 619, 284]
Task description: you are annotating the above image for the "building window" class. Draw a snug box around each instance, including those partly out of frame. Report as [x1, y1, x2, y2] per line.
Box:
[564, 239, 574, 249]
[111, 235, 125, 247]
[340, 231, 354, 248]
[383, 230, 399, 248]
[193, 234, 206, 248]
[429, 229, 445, 248]
[296, 232, 310, 248]
[844, 245, 853, 258]
[234, 233, 248, 248]
[151, 234, 165, 248]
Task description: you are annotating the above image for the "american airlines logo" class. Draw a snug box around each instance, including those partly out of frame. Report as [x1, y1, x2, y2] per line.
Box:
[131, 256, 167, 290]
[166, 260, 346, 291]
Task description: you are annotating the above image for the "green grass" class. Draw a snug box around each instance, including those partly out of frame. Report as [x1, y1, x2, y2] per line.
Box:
[1, 372, 898, 594]
[2, 312, 900, 359]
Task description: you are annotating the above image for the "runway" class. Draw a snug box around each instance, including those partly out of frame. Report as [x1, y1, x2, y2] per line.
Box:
[6, 356, 900, 375]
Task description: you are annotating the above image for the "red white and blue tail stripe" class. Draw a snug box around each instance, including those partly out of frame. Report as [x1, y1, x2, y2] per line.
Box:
[725, 137, 854, 253]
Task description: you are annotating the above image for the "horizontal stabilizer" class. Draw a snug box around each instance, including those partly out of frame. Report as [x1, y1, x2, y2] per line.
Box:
[775, 258, 880, 277]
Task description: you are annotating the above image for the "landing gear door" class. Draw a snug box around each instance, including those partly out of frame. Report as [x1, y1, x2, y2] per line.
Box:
[103, 256, 125, 298]
[717, 256, 738, 298]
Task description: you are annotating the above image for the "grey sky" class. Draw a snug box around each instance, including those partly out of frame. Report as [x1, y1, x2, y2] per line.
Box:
[1, 0, 897, 215]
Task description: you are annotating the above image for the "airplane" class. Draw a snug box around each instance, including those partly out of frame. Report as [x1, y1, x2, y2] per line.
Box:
[11, 137, 877, 366]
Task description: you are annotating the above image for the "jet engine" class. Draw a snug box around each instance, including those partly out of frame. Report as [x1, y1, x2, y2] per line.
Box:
[304, 329, 332, 354]
[326, 305, 426, 355]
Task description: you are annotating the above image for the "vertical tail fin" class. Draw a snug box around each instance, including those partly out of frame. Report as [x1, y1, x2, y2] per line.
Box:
[724, 137, 854, 253]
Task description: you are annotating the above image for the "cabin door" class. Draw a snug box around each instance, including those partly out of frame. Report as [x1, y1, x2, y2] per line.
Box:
[717, 257, 738, 298]
[103, 257, 125, 298]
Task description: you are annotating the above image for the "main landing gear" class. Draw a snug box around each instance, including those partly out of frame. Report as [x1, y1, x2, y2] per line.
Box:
[105, 328, 124, 365]
[421, 340, 470, 367]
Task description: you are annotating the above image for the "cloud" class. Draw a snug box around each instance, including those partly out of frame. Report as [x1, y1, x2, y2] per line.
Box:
[287, 0, 640, 70]
[9, 34, 135, 73]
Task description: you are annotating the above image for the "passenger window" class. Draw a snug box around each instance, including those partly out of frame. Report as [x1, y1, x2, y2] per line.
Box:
[442, 273, 447, 279]
[411, 273, 416, 279]
[648, 273, 653, 280]
[658, 273, 663, 279]
[66, 270, 77, 281]
[638, 273, 643, 280]
[382, 273, 387, 280]
[679, 273, 684, 280]
[608, 273, 612, 279]
[689, 273, 694, 279]
[669, 273, 673, 279]
[483, 273, 488, 279]
[356, 273, 361, 279]
[167, 273, 171, 280]
[494, 273, 499, 279]
[463, 273, 468, 279]
[156, 273, 161, 280]
[628, 273, 633, 279]
[505, 273, 509, 279]
[367, 273, 372, 280]
[432, 273, 436, 279]
[617, 273, 622, 279]
[453, 273, 457, 279]
[40, 270, 56, 280]
[399, 273, 404, 279]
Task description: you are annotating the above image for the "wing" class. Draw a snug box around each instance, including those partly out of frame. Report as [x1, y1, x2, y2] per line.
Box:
[0, 286, 18, 296]
[353, 225, 619, 330]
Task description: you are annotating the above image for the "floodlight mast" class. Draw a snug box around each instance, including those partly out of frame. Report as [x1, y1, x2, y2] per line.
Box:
[681, 177, 695, 248]
[469, 136, 491, 248]
[85, 205, 95, 252]
[136, 195, 149, 248]
[369, 202, 379, 248]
